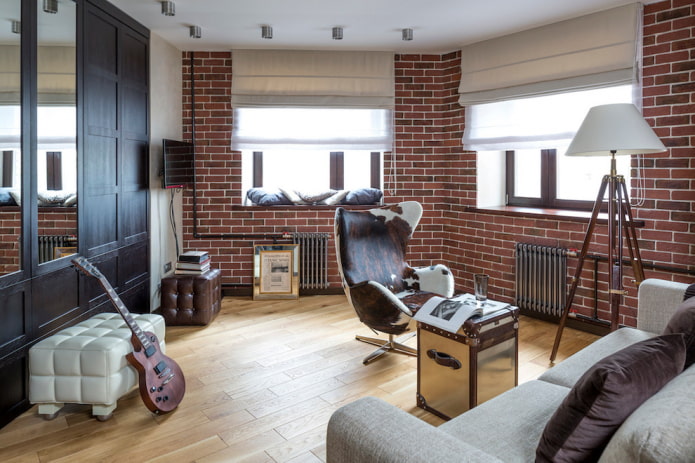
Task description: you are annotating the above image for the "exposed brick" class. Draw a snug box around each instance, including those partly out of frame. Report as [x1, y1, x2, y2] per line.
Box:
[179, 6, 694, 324]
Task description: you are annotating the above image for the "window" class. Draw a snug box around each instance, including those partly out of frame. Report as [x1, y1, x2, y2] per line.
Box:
[1, 151, 14, 187]
[505, 148, 631, 210]
[235, 107, 389, 197]
[468, 85, 635, 210]
[37, 106, 76, 194]
[248, 150, 381, 193]
[45, 151, 62, 190]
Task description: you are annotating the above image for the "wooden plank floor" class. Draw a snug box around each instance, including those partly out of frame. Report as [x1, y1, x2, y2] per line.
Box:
[0, 295, 598, 462]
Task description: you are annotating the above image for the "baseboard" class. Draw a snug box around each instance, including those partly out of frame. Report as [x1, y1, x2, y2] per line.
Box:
[222, 284, 343, 298]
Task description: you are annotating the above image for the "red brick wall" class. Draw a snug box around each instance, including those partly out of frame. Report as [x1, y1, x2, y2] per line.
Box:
[0, 208, 77, 273]
[181, 1, 693, 327]
[180, 51, 464, 290]
[0, 209, 21, 273]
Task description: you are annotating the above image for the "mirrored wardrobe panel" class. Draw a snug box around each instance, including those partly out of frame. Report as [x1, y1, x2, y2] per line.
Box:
[36, 0, 77, 264]
[0, 0, 23, 276]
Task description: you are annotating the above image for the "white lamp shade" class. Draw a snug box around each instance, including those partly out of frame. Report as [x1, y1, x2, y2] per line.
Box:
[565, 103, 666, 156]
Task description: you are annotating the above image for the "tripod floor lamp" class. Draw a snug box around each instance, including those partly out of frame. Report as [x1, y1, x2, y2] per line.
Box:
[550, 103, 666, 363]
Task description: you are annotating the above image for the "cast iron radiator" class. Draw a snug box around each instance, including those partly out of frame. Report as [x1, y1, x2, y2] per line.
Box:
[293, 232, 330, 290]
[38, 235, 76, 264]
[515, 243, 568, 317]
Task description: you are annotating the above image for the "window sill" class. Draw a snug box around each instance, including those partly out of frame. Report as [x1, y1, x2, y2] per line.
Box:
[231, 204, 379, 211]
[466, 205, 645, 227]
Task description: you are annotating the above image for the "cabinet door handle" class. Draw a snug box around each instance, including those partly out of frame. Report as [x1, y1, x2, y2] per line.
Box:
[426, 349, 461, 370]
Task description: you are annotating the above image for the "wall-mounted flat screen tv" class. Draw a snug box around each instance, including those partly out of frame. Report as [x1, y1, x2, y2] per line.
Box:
[162, 139, 195, 188]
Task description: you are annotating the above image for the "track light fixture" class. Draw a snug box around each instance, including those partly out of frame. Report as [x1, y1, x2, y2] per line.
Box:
[332, 26, 343, 40]
[11, 20, 21, 34]
[402, 28, 413, 41]
[161, 1, 175, 17]
[43, 0, 58, 14]
[190, 25, 202, 39]
[261, 25, 273, 39]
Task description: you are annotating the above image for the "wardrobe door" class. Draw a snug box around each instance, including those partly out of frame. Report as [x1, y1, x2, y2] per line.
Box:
[83, 7, 119, 256]
[82, 0, 149, 310]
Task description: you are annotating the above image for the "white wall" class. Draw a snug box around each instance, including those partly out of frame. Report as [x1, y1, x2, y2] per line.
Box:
[477, 151, 506, 208]
[148, 33, 182, 311]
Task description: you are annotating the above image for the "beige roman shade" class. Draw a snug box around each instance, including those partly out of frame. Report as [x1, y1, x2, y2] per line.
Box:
[231, 50, 395, 108]
[0, 45, 21, 105]
[0, 45, 76, 105]
[458, 3, 641, 106]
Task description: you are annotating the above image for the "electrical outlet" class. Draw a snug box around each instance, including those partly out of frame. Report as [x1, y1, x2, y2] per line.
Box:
[164, 262, 172, 273]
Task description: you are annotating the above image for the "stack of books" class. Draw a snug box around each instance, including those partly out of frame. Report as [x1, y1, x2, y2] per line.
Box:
[175, 251, 210, 275]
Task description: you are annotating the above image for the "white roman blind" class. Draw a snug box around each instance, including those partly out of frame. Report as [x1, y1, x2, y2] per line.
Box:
[458, 3, 641, 106]
[0, 45, 76, 105]
[231, 50, 394, 150]
[231, 49, 395, 108]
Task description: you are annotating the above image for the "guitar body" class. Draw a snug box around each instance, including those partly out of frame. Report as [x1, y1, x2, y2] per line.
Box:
[127, 331, 185, 414]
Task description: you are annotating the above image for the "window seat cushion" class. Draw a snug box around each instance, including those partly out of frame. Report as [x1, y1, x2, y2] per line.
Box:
[246, 187, 382, 206]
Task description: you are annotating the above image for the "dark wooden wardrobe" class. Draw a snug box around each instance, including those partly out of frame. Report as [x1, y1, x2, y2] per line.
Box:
[0, 0, 150, 428]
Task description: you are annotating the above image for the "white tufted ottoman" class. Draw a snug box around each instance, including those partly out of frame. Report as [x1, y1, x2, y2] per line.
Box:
[29, 312, 166, 421]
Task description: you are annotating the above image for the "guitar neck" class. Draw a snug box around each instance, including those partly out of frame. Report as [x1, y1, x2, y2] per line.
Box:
[95, 276, 152, 350]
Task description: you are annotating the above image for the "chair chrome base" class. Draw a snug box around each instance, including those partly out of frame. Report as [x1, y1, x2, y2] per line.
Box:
[356, 332, 417, 365]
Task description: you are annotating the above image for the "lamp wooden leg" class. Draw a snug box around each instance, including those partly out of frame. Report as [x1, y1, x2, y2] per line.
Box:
[550, 176, 607, 363]
[550, 171, 645, 363]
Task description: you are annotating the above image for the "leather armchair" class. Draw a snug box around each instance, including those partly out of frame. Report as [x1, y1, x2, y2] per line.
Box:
[334, 201, 455, 364]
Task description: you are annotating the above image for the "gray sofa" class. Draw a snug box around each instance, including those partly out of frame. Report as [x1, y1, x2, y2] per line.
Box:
[327, 278, 695, 462]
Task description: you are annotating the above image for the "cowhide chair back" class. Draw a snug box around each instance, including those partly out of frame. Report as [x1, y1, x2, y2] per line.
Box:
[334, 201, 455, 364]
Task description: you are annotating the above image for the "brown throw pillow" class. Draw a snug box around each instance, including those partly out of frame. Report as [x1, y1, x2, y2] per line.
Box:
[536, 334, 686, 463]
[663, 296, 695, 369]
[683, 283, 695, 301]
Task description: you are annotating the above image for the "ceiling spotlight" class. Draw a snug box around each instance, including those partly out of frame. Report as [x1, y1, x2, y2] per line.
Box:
[42, 0, 58, 14]
[11, 20, 20, 34]
[161, 1, 175, 17]
[261, 25, 273, 39]
[402, 28, 413, 41]
[332, 26, 343, 40]
[190, 25, 202, 39]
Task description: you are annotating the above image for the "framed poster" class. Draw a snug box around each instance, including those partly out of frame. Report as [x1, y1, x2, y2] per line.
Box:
[253, 244, 300, 300]
[54, 246, 77, 259]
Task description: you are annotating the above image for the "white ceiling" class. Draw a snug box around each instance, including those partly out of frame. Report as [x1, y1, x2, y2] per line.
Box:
[109, 0, 649, 53]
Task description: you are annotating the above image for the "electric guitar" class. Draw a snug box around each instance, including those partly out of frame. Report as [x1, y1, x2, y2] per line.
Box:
[72, 257, 185, 414]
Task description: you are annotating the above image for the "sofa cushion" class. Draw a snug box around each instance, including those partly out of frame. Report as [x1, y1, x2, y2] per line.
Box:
[598, 363, 695, 463]
[536, 334, 686, 463]
[637, 279, 689, 333]
[327, 396, 504, 463]
[663, 296, 695, 368]
[439, 380, 570, 462]
[539, 327, 655, 388]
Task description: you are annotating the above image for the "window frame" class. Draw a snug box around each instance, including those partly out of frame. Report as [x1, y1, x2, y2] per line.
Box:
[45, 151, 63, 191]
[2, 151, 13, 188]
[251, 150, 382, 192]
[505, 149, 596, 211]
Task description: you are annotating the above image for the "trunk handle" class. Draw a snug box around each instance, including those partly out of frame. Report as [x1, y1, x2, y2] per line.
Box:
[426, 349, 461, 370]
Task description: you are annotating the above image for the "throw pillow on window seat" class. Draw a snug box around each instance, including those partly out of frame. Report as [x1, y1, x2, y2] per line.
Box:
[38, 190, 73, 206]
[8, 189, 21, 206]
[246, 188, 293, 206]
[341, 187, 383, 205]
[0, 188, 17, 206]
[295, 190, 336, 204]
[279, 188, 345, 205]
[322, 190, 349, 205]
